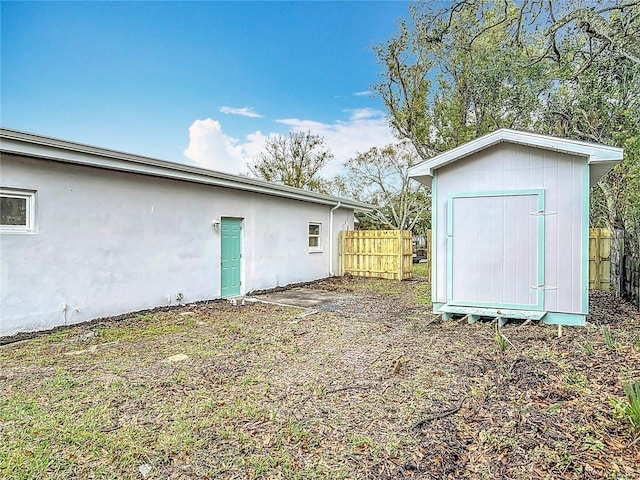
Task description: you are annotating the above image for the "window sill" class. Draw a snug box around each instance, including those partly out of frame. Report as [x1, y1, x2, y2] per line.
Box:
[308, 249, 323, 254]
[0, 229, 36, 234]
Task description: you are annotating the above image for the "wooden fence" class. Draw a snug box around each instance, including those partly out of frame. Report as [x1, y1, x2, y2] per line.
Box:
[611, 228, 640, 309]
[336, 228, 620, 289]
[589, 228, 612, 291]
[339, 230, 413, 280]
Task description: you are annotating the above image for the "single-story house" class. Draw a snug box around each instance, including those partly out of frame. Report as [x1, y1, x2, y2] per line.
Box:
[0, 128, 371, 336]
[408, 129, 623, 326]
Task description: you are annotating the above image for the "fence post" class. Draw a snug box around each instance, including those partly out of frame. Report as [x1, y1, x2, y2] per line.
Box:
[611, 229, 623, 297]
[398, 230, 403, 280]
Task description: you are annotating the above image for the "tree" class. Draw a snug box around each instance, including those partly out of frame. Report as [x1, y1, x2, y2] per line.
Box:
[374, 0, 640, 230]
[373, 0, 553, 161]
[248, 131, 333, 193]
[506, 0, 640, 71]
[338, 142, 431, 232]
[541, 52, 640, 229]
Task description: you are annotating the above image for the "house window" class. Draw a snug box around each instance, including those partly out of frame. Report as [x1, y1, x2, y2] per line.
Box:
[308, 223, 321, 252]
[0, 189, 35, 233]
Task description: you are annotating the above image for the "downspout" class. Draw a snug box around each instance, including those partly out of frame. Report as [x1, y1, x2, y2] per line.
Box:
[329, 202, 342, 276]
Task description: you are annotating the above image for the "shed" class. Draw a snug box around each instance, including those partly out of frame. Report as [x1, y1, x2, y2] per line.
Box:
[408, 129, 623, 326]
[0, 128, 371, 336]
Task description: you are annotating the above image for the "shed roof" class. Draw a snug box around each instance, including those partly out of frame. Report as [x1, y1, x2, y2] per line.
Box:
[0, 128, 372, 211]
[408, 128, 624, 187]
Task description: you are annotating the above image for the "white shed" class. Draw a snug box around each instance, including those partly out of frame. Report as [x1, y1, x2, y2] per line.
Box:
[408, 129, 623, 326]
[0, 128, 371, 336]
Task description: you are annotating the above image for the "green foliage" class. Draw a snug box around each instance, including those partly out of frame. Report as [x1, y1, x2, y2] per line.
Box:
[545, 54, 640, 229]
[337, 142, 430, 231]
[564, 372, 589, 390]
[248, 130, 333, 193]
[373, 1, 553, 160]
[494, 324, 509, 353]
[623, 381, 640, 434]
[374, 0, 640, 230]
[602, 325, 619, 350]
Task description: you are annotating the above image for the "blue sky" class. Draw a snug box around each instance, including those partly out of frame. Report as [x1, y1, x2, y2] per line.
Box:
[1, 1, 412, 177]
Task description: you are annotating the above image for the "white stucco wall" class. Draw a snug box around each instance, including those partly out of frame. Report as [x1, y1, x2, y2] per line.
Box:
[434, 142, 587, 314]
[0, 154, 354, 335]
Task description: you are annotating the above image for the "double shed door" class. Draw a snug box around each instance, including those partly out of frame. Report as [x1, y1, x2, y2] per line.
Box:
[447, 190, 545, 310]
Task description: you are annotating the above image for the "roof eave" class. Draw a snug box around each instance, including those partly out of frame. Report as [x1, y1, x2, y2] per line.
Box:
[0, 128, 373, 212]
[408, 129, 624, 185]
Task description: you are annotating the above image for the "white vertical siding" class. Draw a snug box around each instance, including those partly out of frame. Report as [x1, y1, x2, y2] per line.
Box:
[450, 194, 538, 306]
[435, 142, 586, 314]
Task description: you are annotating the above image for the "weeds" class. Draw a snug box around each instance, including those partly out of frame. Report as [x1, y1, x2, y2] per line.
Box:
[601, 325, 618, 350]
[494, 324, 509, 353]
[565, 372, 588, 389]
[624, 381, 640, 436]
[1, 279, 639, 479]
[582, 341, 594, 354]
[348, 433, 375, 451]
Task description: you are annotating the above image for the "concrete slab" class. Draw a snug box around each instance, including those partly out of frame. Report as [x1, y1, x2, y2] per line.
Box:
[250, 288, 355, 309]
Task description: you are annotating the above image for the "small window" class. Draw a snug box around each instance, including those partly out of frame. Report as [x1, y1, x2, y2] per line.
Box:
[1, 189, 35, 233]
[308, 223, 321, 252]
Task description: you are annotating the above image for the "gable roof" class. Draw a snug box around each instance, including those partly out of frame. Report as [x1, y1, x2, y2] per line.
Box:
[408, 128, 624, 187]
[0, 128, 372, 211]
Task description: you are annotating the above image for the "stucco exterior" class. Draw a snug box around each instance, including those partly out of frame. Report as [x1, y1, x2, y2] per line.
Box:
[0, 129, 367, 336]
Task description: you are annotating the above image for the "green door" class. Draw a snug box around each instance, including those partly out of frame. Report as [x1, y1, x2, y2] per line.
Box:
[221, 218, 242, 298]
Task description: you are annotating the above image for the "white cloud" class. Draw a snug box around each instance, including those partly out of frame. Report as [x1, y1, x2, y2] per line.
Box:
[183, 118, 263, 174]
[276, 108, 396, 177]
[344, 107, 380, 121]
[353, 90, 373, 97]
[183, 108, 396, 178]
[219, 106, 262, 118]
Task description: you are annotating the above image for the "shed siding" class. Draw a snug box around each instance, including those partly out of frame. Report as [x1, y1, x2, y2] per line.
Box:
[435, 142, 586, 314]
[450, 194, 539, 307]
[0, 154, 353, 336]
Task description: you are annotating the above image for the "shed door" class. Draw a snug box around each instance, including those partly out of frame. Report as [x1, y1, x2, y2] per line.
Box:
[221, 218, 242, 298]
[447, 190, 545, 310]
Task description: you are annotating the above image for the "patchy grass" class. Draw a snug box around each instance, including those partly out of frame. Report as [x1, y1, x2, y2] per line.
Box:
[412, 262, 430, 278]
[1, 279, 639, 479]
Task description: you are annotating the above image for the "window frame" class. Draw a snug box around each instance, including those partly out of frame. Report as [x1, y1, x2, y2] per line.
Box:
[0, 188, 36, 233]
[308, 222, 322, 253]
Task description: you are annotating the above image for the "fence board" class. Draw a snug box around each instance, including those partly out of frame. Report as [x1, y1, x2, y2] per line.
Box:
[589, 228, 611, 291]
[612, 228, 640, 309]
[338, 228, 615, 288]
[339, 230, 413, 280]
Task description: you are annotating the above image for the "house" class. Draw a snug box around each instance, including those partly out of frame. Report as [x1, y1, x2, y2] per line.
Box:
[0, 128, 371, 336]
[408, 129, 623, 326]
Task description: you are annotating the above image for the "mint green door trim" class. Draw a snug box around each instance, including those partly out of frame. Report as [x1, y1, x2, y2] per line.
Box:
[220, 218, 242, 298]
[446, 189, 545, 310]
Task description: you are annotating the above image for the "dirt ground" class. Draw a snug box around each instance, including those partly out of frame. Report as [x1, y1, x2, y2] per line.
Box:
[1, 275, 640, 479]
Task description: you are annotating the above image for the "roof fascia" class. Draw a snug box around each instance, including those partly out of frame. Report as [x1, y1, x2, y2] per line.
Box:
[408, 129, 623, 181]
[0, 128, 373, 211]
